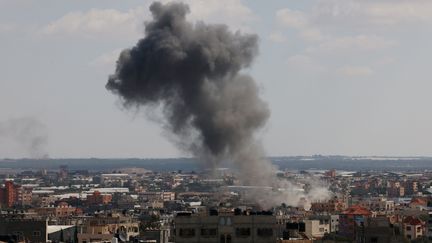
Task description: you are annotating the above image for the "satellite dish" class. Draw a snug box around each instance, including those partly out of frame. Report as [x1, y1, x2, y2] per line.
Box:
[119, 231, 128, 242]
[118, 226, 128, 242]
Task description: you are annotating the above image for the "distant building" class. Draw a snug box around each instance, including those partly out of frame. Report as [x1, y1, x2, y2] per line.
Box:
[325, 169, 336, 178]
[359, 197, 394, 213]
[59, 165, 69, 181]
[0, 181, 20, 208]
[19, 187, 33, 206]
[100, 173, 129, 187]
[310, 196, 347, 213]
[140, 191, 175, 202]
[86, 191, 112, 205]
[35, 202, 80, 218]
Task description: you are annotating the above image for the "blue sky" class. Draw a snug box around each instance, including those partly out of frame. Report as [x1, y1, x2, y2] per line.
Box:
[1, 0, 432, 158]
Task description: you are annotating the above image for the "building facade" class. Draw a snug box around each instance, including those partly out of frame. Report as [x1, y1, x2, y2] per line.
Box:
[174, 211, 277, 243]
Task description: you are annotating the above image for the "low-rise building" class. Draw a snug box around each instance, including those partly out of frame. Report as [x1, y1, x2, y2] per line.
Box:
[77, 213, 139, 243]
[304, 219, 330, 239]
[0, 216, 48, 242]
[174, 210, 277, 243]
[402, 216, 424, 241]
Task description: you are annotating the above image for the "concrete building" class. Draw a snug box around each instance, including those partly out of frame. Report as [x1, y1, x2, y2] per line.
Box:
[402, 216, 424, 241]
[19, 187, 33, 206]
[77, 213, 139, 243]
[310, 196, 347, 213]
[0, 216, 48, 242]
[86, 190, 112, 205]
[47, 225, 77, 242]
[139, 191, 176, 202]
[330, 215, 339, 233]
[35, 202, 79, 218]
[304, 219, 330, 239]
[359, 197, 395, 213]
[0, 181, 20, 208]
[338, 205, 371, 239]
[174, 210, 277, 243]
[100, 174, 129, 187]
[362, 216, 403, 243]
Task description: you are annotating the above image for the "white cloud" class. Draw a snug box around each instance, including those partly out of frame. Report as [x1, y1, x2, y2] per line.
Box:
[186, 0, 256, 32]
[337, 66, 373, 77]
[268, 32, 288, 43]
[89, 48, 123, 69]
[286, 54, 326, 73]
[42, 7, 146, 39]
[307, 35, 397, 53]
[299, 28, 325, 42]
[313, 0, 432, 26]
[41, 0, 256, 39]
[0, 23, 15, 33]
[276, 8, 308, 29]
[374, 57, 396, 66]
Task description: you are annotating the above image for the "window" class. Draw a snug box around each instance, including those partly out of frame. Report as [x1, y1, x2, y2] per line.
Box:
[257, 228, 273, 237]
[226, 234, 232, 243]
[219, 217, 225, 226]
[33, 231, 41, 236]
[201, 228, 217, 237]
[235, 228, 251, 237]
[406, 226, 411, 231]
[13, 231, 23, 236]
[179, 228, 195, 238]
[220, 234, 225, 243]
[416, 227, 421, 233]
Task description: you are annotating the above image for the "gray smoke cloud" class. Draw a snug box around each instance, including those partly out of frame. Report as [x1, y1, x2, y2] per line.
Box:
[107, 1, 330, 207]
[0, 117, 49, 158]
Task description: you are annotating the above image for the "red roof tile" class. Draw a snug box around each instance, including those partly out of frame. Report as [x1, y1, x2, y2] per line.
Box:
[403, 216, 423, 225]
[341, 205, 371, 216]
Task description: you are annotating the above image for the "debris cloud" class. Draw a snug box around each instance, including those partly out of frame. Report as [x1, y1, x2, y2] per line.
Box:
[107, 1, 329, 207]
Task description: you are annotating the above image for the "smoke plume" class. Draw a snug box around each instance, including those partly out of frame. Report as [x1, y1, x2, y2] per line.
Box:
[107, 1, 329, 207]
[0, 117, 49, 158]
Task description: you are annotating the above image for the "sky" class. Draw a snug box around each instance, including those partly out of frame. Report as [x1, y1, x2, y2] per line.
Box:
[1, 0, 432, 158]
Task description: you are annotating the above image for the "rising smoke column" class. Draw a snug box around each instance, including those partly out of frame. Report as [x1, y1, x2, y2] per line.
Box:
[107, 2, 272, 185]
[0, 117, 49, 158]
[107, 2, 331, 206]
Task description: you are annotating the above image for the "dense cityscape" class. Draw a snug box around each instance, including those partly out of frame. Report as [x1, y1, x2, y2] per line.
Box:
[0, 161, 432, 242]
[2, 0, 432, 242]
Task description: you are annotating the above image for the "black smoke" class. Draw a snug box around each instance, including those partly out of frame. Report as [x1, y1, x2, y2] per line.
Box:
[107, 2, 270, 183]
